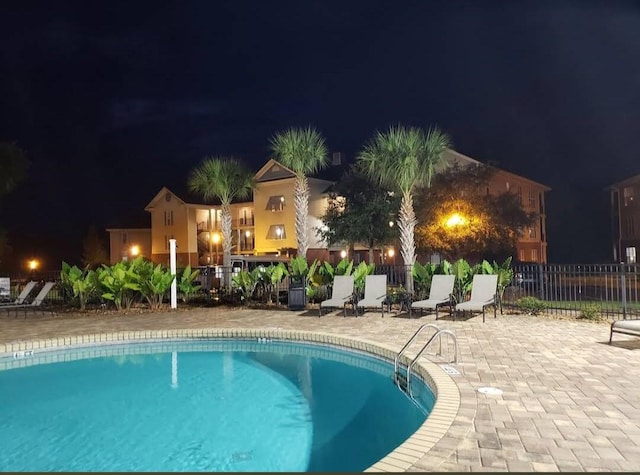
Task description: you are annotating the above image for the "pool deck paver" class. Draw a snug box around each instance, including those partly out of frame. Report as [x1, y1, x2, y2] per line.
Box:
[2, 305, 640, 472]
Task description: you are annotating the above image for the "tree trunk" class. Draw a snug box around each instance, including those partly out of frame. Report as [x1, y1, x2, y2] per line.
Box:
[399, 192, 416, 294]
[221, 203, 233, 288]
[294, 175, 310, 259]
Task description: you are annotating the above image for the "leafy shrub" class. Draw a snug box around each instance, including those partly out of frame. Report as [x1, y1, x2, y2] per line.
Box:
[580, 302, 601, 320]
[516, 296, 547, 315]
[60, 261, 99, 310]
[135, 259, 175, 310]
[177, 265, 202, 302]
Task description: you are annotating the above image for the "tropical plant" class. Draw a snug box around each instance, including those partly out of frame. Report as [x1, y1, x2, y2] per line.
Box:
[269, 126, 328, 259]
[188, 157, 255, 287]
[231, 269, 260, 305]
[60, 261, 98, 311]
[445, 258, 471, 303]
[412, 261, 440, 300]
[358, 124, 451, 293]
[178, 265, 202, 302]
[289, 256, 309, 282]
[96, 258, 142, 310]
[351, 261, 375, 295]
[259, 262, 289, 305]
[135, 259, 175, 310]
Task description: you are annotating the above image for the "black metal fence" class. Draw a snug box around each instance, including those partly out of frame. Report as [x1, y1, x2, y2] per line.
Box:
[505, 263, 639, 320]
[2, 263, 639, 319]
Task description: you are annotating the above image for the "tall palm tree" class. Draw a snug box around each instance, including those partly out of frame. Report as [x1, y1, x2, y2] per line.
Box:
[269, 126, 328, 259]
[188, 157, 255, 286]
[357, 125, 451, 293]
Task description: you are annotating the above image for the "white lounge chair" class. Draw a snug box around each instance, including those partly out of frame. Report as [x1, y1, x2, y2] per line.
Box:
[410, 274, 455, 319]
[610, 319, 640, 343]
[319, 275, 355, 317]
[355, 275, 388, 317]
[455, 274, 498, 323]
[1, 281, 57, 316]
[0, 280, 38, 306]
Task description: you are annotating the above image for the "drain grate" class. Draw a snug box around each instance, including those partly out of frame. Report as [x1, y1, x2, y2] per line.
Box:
[440, 364, 460, 375]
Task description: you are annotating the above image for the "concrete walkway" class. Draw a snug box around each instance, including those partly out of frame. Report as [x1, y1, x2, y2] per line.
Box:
[1, 305, 640, 472]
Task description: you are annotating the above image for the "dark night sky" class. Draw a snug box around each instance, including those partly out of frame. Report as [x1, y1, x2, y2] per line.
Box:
[1, 0, 640, 269]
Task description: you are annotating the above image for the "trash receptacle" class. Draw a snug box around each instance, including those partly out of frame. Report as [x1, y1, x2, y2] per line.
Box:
[288, 276, 307, 310]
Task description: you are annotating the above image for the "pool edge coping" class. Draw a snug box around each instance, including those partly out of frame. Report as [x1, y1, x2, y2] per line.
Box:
[0, 327, 461, 473]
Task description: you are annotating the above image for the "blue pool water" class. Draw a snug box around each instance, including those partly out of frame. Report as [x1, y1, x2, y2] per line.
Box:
[0, 339, 435, 472]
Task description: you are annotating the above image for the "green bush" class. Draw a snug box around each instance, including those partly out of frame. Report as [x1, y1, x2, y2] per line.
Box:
[516, 296, 547, 315]
[580, 302, 601, 320]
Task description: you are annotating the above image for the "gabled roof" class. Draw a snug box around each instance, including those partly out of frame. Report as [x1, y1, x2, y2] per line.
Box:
[144, 187, 187, 211]
[254, 159, 297, 182]
[606, 173, 640, 191]
[441, 149, 551, 191]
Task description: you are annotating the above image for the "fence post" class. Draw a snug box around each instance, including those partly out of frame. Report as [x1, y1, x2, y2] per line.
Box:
[537, 263, 544, 300]
[620, 262, 627, 320]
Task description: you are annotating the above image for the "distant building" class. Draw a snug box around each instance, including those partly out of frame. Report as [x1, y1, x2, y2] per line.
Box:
[439, 149, 551, 264]
[607, 174, 640, 263]
[107, 149, 551, 265]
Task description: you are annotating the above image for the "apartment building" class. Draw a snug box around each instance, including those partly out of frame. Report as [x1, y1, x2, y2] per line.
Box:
[441, 149, 551, 264]
[107, 150, 551, 265]
[608, 173, 640, 264]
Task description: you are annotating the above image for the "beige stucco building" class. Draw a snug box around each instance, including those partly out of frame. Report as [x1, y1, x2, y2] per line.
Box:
[107, 151, 551, 266]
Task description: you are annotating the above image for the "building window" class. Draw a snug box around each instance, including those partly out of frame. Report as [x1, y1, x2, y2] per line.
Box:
[517, 186, 523, 205]
[164, 210, 174, 226]
[266, 225, 286, 240]
[240, 230, 255, 251]
[239, 207, 254, 226]
[623, 186, 635, 207]
[529, 226, 537, 239]
[519, 249, 525, 261]
[528, 189, 536, 208]
[266, 196, 285, 212]
[531, 249, 538, 262]
[626, 216, 636, 238]
[122, 233, 128, 244]
[627, 247, 637, 264]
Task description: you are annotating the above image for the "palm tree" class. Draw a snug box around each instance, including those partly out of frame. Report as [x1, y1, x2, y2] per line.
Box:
[269, 126, 328, 259]
[357, 124, 451, 294]
[188, 157, 255, 286]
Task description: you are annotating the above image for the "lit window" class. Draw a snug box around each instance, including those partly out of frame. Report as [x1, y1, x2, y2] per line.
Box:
[623, 186, 634, 207]
[266, 225, 286, 240]
[266, 196, 285, 212]
[531, 249, 538, 262]
[627, 247, 637, 264]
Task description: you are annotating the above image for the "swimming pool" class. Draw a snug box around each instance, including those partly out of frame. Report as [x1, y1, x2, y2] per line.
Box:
[0, 338, 436, 472]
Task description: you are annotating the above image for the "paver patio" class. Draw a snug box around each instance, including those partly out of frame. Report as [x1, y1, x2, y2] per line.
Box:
[1, 305, 639, 472]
